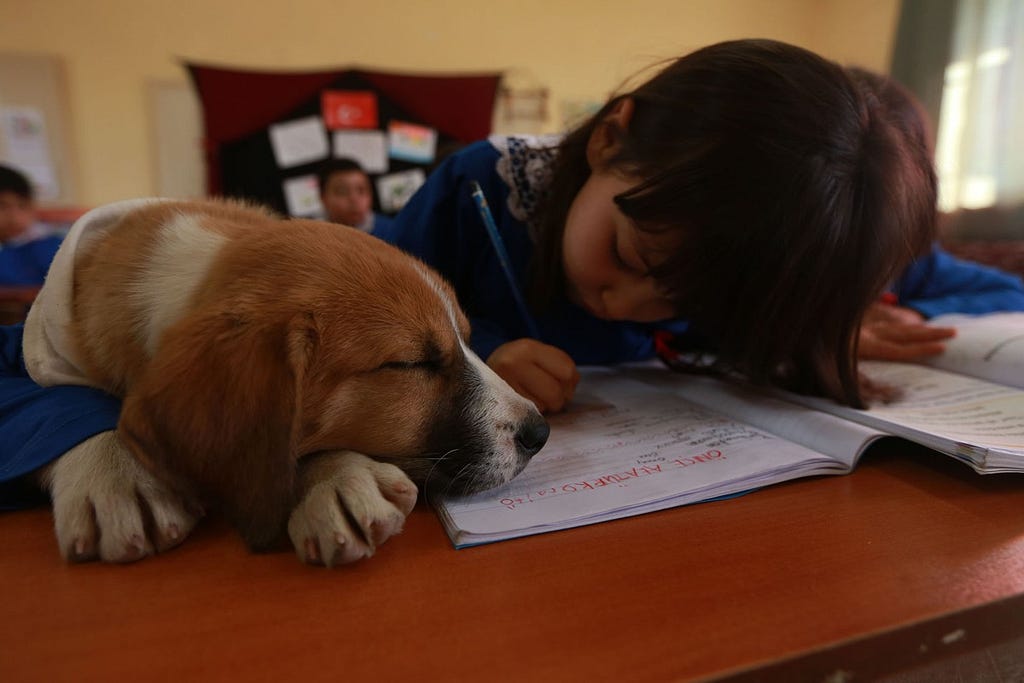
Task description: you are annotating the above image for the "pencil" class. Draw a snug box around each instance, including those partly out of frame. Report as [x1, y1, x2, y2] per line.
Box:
[470, 180, 541, 339]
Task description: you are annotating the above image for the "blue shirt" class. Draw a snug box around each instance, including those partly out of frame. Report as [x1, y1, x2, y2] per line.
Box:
[0, 323, 121, 508]
[0, 233, 62, 287]
[894, 244, 1024, 317]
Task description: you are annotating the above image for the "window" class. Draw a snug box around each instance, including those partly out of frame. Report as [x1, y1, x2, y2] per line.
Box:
[892, 0, 1024, 239]
[935, 0, 1024, 212]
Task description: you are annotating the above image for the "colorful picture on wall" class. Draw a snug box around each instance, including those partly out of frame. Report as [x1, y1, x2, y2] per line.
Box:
[387, 120, 437, 164]
[282, 174, 323, 217]
[375, 168, 426, 213]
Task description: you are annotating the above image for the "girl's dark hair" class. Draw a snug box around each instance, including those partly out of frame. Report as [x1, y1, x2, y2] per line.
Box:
[531, 39, 937, 407]
[845, 66, 935, 158]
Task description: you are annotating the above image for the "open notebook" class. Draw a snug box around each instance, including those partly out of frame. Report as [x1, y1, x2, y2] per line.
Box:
[432, 313, 1024, 548]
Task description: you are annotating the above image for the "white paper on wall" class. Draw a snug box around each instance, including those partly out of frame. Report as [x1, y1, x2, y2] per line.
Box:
[268, 116, 329, 169]
[332, 129, 388, 173]
[282, 174, 324, 217]
[0, 106, 59, 200]
[375, 168, 426, 213]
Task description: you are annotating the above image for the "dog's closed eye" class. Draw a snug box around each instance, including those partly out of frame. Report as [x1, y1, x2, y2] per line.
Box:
[376, 339, 446, 374]
[377, 359, 442, 373]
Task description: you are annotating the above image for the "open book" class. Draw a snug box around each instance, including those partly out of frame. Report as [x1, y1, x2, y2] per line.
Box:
[432, 313, 1024, 548]
[923, 312, 1024, 388]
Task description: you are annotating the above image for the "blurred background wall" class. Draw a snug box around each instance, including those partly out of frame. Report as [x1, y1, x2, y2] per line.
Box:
[0, 0, 900, 206]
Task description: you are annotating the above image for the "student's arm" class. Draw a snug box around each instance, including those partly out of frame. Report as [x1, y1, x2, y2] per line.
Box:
[857, 302, 955, 361]
[0, 235, 62, 287]
[858, 244, 1024, 360]
[0, 323, 121, 509]
[895, 244, 1024, 318]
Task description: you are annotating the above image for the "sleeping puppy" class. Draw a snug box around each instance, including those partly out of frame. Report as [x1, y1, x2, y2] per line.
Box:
[24, 198, 548, 565]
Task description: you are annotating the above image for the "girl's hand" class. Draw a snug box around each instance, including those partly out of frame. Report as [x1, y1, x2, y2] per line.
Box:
[858, 303, 956, 361]
[487, 339, 580, 414]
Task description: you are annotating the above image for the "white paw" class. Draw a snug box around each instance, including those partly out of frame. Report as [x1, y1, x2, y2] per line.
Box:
[41, 431, 203, 563]
[287, 451, 418, 566]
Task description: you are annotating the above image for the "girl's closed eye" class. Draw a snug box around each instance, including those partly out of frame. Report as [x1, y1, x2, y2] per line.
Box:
[613, 226, 650, 274]
[611, 241, 632, 271]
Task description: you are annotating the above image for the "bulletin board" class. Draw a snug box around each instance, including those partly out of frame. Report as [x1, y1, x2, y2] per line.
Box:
[186, 63, 502, 216]
[0, 53, 77, 205]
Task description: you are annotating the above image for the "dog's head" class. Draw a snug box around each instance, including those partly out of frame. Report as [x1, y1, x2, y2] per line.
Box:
[119, 220, 547, 550]
[291, 225, 550, 493]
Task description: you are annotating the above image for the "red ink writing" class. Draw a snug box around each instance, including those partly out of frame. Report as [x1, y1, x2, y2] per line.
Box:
[497, 451, 725, 510]
[672, 449, 725, 467]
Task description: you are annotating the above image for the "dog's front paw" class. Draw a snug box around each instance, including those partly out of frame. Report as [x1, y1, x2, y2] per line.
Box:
[40, 431, 202, 563]
[287, 451, 418, 567]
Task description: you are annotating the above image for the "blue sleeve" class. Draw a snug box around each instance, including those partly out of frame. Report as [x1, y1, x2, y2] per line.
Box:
[0, 323, 121, 510]
[0, 235, 63, 287]
[369, 212, 394, 236]
[894, 244, 1024, 318]
[376, 141, 533, 359]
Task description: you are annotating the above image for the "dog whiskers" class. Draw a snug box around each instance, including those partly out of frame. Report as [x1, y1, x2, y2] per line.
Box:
[419, 448, 475, 507]
[439, 461, 479, 498]
[421, 447, 460, 492]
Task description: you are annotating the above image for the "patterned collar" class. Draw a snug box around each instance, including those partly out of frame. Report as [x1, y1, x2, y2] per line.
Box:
[488, 134, 561, 237]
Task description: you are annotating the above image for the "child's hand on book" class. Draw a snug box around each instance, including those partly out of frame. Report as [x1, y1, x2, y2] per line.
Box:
[858, 302, 956, 361]
[488, 339, 580, 414]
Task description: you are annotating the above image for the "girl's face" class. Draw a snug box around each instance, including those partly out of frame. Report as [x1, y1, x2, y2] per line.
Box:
[561, 169, 676, 322]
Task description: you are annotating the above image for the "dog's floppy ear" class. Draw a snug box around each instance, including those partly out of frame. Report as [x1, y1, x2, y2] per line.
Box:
[119, 310, 318, 551]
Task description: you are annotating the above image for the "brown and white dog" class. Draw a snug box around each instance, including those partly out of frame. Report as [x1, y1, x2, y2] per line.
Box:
[24, 198, 548, 565]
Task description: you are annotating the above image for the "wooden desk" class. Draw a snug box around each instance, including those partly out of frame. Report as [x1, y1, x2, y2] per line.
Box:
[3, 443, 1024, 682]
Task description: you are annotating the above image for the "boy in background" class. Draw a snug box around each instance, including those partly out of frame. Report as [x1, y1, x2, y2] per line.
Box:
[0, 165, 63, 287]
[316, 158, 393, 234]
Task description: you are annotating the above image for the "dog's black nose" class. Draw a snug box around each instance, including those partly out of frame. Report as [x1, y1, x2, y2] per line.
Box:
[515, 415, 550, 457]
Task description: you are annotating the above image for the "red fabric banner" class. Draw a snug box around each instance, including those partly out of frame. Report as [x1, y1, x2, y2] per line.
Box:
[186, 62, 501, 195]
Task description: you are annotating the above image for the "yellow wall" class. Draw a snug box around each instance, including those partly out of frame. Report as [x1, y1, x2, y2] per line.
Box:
[0, 0, 901, 205]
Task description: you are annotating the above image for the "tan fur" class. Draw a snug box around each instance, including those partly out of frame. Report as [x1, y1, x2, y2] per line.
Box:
[63, 199, 543, 552]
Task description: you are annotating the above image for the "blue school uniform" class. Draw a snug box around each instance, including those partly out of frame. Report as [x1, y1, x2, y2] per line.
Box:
[894, 244, 1024, 317]
[0, 323, 120, 509]
[368, 212, 394, 235]
[0, 231, 62, 287]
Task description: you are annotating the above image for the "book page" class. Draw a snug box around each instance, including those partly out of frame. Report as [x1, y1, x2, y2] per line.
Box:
[925, 313, 1024, 389]
[618, 365, 883, 466]
[434, 371, 847, 546]
[783, 361, 1024, 469]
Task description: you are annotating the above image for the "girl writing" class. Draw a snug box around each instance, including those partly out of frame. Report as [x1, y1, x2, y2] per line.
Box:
[376, 38, 937, 412]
